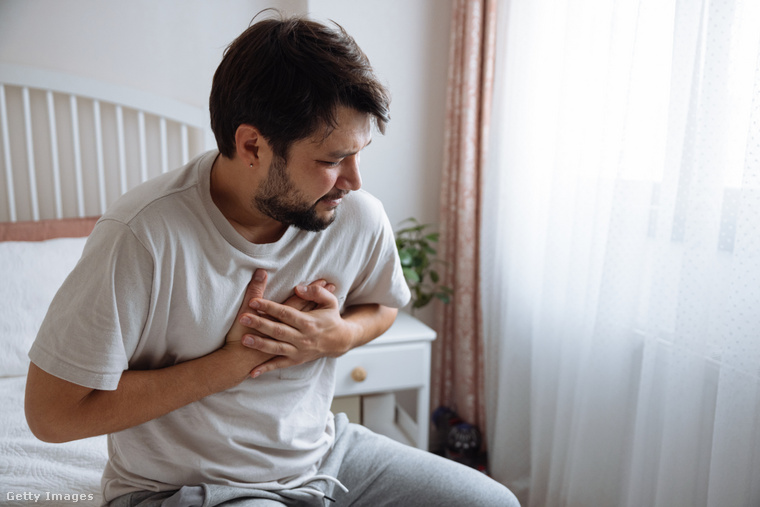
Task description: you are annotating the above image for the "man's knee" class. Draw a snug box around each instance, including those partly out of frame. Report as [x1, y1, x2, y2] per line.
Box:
[490, 482, 521, 507]
[420, 454, 519, 506]
[465, 469, 520, 507]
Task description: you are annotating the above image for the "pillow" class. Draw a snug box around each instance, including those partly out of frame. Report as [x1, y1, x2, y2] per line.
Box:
[0, 237, 87, 377]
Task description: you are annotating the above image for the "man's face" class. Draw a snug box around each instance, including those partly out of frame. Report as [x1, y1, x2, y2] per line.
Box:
[253, 106, 372, 232]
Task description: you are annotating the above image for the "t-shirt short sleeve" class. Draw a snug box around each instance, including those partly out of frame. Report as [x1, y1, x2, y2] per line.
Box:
[344, 193, 411, 309]
[28, 219, 154, 390]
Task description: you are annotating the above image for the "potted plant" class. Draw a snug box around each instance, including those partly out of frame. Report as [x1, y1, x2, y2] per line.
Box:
[395, 218, 453, 311]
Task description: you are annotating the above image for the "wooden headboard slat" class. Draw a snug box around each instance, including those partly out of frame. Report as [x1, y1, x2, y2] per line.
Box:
[0, 216, 99, 242]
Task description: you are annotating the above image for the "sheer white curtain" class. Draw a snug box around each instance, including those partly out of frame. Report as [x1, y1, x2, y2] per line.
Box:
[482, 0, 760, 506]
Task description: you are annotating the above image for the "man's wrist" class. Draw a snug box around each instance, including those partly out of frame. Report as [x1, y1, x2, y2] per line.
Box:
[214, 343, 272, 387]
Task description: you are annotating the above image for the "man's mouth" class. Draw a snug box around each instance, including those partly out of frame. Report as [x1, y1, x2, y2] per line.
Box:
[320, 192, 347, 207]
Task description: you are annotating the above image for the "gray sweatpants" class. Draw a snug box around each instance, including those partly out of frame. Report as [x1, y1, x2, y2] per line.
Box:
[110, 413, 519, 507]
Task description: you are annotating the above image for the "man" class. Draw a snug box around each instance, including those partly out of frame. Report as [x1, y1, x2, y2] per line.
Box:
[25, 14, 519, 507]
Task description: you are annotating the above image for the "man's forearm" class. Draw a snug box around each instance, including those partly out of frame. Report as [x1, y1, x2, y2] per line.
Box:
[341, 303, 398, 351]
[25, 345, 272, 443]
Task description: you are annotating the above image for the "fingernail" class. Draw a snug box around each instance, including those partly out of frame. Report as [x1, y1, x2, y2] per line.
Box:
[243, 336, 255, 347]
[326, 284, 336, 293]
[254, 269, 266, 282]
[252, 370, 261, 378]
[240, 316, 252, 326]
[296, 285, 308, 293]
[249, 299, 261, 310]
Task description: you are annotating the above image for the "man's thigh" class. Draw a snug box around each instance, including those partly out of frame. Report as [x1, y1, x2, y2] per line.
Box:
[320, 419, 519, 507]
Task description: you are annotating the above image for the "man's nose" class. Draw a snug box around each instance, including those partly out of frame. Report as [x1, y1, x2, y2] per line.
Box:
[337, 155, 362, 191]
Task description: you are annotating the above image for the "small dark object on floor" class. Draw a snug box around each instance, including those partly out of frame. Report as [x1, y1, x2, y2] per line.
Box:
[431, 406, 490, 474]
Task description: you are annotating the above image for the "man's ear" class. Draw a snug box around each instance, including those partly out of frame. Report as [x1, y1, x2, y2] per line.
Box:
[234, 125, 263, 167]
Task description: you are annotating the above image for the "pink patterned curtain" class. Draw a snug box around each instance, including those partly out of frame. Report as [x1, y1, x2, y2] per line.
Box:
[432, 0, 497, 434]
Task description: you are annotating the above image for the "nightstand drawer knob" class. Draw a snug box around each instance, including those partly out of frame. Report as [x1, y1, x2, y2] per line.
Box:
[351, 366, 368, 382]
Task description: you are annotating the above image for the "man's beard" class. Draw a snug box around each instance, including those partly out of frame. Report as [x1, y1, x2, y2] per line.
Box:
[253, 155, 343, 232]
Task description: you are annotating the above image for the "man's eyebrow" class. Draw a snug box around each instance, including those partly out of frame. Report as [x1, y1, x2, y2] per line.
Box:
[326, 139, 372, 158]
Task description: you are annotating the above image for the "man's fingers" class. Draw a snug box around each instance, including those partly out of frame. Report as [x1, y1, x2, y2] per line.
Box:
[242, 334, 298, 356]
[279, 280, 327, 312]
[251, 357, 298, 378]
[239, 309, 307, 344]
[249, 279, 333, 317]
[226, 269, 268, 345]
[293, 284, 339, 309]
[246, 300, 307, 330]
[238, 269, 267, 316]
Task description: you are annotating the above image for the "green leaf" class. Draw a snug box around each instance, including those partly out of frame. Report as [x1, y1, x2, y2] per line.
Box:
[396, 224, 426, 235]
[402, 267, 420, 283]
[398, 249, 414, 266]
[409, 254, 426, 268]
[430, 270, 440, 283]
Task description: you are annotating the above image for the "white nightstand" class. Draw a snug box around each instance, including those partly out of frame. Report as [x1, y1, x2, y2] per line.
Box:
[332, 312, 436, 450]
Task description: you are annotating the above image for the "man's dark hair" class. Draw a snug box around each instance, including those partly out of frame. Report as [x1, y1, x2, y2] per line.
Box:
[210, 13, 391, 159]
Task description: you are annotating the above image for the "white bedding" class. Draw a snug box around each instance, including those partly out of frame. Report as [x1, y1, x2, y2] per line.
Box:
[0, 237, 89, 376]
[0, 376, 108, 506]
[0, 236, 108, 506]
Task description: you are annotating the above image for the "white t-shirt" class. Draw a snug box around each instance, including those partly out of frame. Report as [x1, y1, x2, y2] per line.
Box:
[29, 150, 410, 501]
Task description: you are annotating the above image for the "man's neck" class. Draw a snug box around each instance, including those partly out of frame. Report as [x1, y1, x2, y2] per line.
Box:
[209, 155, 288, 244]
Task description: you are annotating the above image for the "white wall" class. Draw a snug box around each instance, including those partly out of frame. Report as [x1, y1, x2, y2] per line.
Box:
[0, 0, 306, 107]
[0, 0, 451, 228]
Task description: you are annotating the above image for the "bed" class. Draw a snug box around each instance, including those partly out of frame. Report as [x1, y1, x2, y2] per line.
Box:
[0, 63, 210, 506]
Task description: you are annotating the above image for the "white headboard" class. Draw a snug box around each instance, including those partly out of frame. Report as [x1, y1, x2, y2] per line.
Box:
[0, 64, 214, 222]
